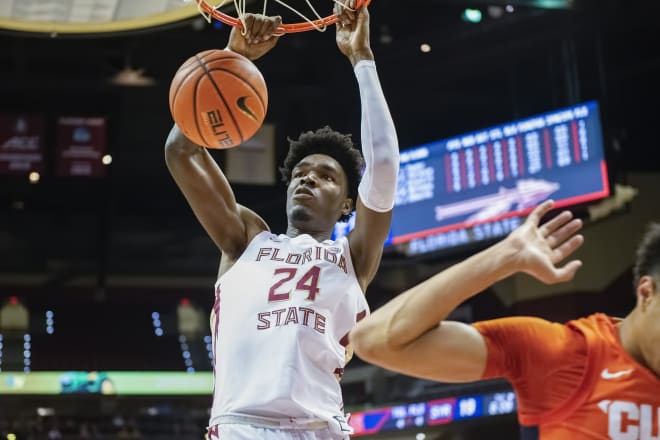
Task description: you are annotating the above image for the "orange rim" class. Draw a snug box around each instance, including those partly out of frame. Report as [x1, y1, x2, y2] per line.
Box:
[194, 0, 372, 34]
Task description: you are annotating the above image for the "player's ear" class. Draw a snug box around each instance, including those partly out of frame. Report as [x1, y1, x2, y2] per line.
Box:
[637, 275, 655, 312]
[341, 198, 353, 217]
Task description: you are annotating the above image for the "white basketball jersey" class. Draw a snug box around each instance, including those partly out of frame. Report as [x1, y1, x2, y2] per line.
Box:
[209, 231, 369, 426]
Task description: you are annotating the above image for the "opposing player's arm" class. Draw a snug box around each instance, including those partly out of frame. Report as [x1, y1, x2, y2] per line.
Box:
[165, 125, 266, 258]
[350, 241, 507, 382]
[351, 201, 584, 382]
[336, 4, 399, 289]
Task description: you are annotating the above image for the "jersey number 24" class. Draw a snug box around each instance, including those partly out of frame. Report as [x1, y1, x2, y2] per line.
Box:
[268, 266, 321, 302]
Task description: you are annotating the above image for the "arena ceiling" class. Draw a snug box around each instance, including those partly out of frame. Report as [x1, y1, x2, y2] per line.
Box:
[0, 0, 574, 35]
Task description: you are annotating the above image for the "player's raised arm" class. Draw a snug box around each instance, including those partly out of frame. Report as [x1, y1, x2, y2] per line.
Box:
[164, 15, 280, 259]
[336, 3, 400, 289]
[165, 126, 257, 259]
[350, 201, 584, 382]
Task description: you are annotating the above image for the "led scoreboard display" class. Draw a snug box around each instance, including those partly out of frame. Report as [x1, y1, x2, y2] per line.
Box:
[349, 391, 517, 436]
[333, 101, 610, 255]
[393, 100, 609, 249]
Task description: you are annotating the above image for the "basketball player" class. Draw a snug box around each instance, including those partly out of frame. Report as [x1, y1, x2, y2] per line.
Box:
[351, 200, 660, 439]
[165, 3, 398, 440]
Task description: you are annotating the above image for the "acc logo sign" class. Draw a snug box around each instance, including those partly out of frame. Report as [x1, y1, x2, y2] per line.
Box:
[598, 400, 660, 440]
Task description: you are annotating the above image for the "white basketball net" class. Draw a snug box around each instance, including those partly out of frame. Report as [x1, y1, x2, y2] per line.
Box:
[195, 0, 355, 32]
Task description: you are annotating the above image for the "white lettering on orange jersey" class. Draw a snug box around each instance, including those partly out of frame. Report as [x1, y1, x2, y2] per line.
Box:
[598, 400, 660, 440]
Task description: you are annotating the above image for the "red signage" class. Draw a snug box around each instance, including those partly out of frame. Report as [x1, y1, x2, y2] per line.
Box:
[56, 116, 107, 177]
[0, 113, 45, 174]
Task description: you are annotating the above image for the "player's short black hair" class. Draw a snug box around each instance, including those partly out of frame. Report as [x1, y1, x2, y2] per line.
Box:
[280, 126, 363, 222]
[633, 222, 660, 287]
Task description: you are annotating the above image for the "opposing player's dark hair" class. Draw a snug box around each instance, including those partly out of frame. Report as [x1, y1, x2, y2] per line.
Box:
[633, 222, 660, 286]
[280, 126, 364, 222]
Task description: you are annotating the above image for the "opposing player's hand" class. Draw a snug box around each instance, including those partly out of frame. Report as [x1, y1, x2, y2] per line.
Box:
[505, 200, 584, 284]
[335, 1, 374, 66]
[227, 14, 282, 61]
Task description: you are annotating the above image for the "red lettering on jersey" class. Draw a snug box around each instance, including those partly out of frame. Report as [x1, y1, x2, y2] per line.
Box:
[324, 249, 337, 264]
[338, 256, 347, 274]
[256, 307, 327, 335]
[271, 248, 285, 261]
[284, 307, 299, 325]
[299, 307, 314, 326]
[258, 247, 348, 274]
[257, 312, 271, 330]
[272, 308, 286, 326]
[268, 268, 297, 302]
[256, 248, 272, 261]
[314, 313, 326, 334]
[295, 266, 321, 301]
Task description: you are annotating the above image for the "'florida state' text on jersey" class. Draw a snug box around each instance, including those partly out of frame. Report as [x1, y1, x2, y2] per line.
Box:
[209, 231, 368, 426]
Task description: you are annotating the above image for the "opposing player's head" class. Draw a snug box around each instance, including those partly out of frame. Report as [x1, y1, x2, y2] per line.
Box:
[280, 126, 363, 232]
[631, 222, 660, 375]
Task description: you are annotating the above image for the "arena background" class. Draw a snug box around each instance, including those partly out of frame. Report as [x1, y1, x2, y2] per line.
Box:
[0, 0, 659, 438]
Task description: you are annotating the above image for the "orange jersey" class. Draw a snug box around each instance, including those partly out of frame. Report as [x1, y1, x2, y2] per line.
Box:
[473, 314, 660, 439]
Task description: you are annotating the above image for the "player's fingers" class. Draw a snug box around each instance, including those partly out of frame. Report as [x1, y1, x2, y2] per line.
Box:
[553, 260, 583, 283]
[250, 15, 268, 43]
[334, 1, 349, 26]
[527, 200, 554, 226]
[551, 234, 584, 264]
[539, 210, 573, 237]
[259, 16, 280, 40]
[334, 2, 342, 21]
[547, 218, 583, 249]
[356, 3, 369, 24]
[343, 0, 356, 22]
[243, 14, 256, 41]
[273, 15, 282, 34]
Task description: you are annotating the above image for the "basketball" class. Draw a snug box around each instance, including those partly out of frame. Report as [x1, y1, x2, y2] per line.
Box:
[169, 49, 268, 149]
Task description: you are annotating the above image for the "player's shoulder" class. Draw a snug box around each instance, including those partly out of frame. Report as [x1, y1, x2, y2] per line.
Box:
[566, 312, 615, 330]
[565, 313, 619, 348]
[473, 315, 560, 332]
[218, 205, 269, 261]
[237, 204, 270, 235]
[473, 315, 582, 347]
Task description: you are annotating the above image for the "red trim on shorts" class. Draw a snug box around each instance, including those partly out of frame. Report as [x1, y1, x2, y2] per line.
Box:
[207, 424, 219, 439]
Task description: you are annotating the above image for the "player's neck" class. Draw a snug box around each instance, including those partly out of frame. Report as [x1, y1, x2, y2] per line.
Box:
[617, 313, 646, 370]
[286, 224, 332, 242]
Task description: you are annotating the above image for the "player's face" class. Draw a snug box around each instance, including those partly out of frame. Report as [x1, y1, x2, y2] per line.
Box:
[286, 154, 351, 229]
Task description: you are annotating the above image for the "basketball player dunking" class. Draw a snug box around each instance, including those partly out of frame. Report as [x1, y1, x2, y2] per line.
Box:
[351, 201, 660, 439]
[165, 3, 398, 440]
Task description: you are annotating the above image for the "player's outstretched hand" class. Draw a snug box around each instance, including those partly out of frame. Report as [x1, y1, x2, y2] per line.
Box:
[227, 13, 282, 61]
[506, 200, 584, 284]
[335, 0, 374, 66]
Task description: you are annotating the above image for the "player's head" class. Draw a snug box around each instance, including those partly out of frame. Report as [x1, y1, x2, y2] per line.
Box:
[280, 126, 363, 229]
[631, 222, 660, 373]
[634, 223, 660, 288]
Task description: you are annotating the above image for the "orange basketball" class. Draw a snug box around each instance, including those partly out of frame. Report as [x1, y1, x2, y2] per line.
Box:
[169, 49, 268, 149]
